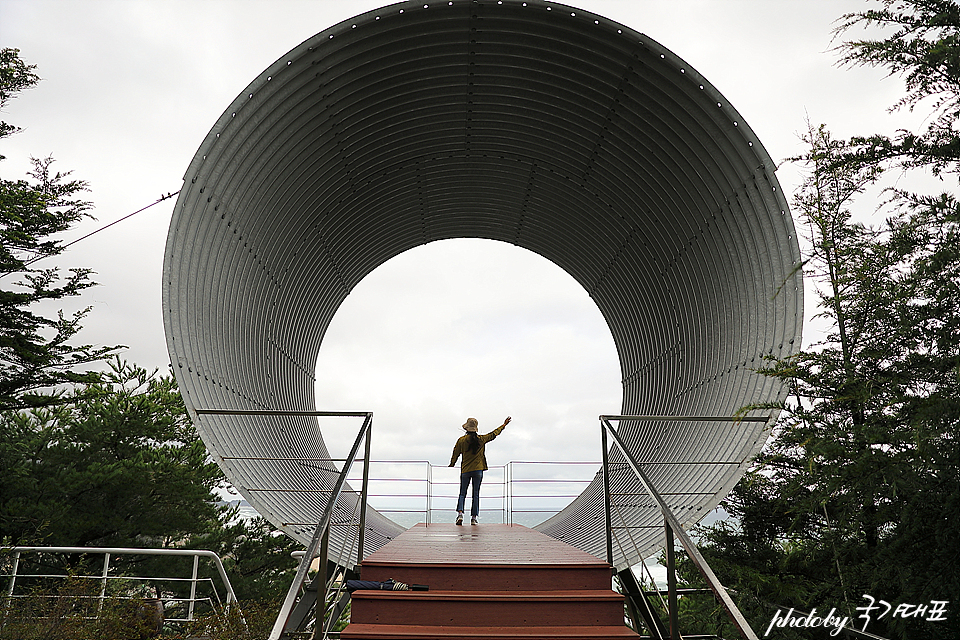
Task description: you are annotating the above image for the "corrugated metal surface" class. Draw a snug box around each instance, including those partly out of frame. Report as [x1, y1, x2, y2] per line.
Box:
[163, 0, 802, 570]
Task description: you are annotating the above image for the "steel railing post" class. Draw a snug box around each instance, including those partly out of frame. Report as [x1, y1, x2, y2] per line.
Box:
[506, 462, 512, 525]
[98, 552, 110, 614]
[189, 554, 200, 621]
[665, 520, 679, 640]
[426, 461, 432, 525]
[310, 526, 331, 640]
[6, 551, 20, 600]
[601, 421, 614, 567]
[501, 464, 507, 525]
[358, 418, 372, 569]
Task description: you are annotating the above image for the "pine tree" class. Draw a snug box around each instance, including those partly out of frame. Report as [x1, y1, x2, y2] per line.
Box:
[0, 48, 121, 410]
[672, 3, 960, 638]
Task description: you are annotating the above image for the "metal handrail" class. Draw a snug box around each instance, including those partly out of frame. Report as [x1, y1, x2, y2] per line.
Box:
[244, 458, 602, 530]
[505, 461, 598, 526]
[263, 411, 373, 640]
[601, 415, 766, 640]
[1, 546, 237, 624]
[338, 460, 601, 527]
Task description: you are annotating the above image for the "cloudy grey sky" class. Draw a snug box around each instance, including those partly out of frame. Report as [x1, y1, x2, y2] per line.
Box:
[1, 0, 924, 476]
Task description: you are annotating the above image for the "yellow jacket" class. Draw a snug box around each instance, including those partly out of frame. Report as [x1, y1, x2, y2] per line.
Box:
[450, 425, 505, 472]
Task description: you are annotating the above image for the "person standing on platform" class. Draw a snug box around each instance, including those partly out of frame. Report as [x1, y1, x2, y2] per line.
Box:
[449, 416, 511, 525]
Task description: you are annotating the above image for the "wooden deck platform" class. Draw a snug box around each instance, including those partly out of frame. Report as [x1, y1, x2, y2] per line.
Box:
[363, 523, 608, 565]
[342, 524, 637, 640]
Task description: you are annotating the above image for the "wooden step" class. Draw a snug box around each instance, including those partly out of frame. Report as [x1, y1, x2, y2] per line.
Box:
[350, 589, 626, 627]
[342, 524, 638, 639]
[341, 624, 639, 639]
[360, 562, 614, 592]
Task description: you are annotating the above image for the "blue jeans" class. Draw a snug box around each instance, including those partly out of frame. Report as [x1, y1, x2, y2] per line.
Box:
[457, 470, 484, 518]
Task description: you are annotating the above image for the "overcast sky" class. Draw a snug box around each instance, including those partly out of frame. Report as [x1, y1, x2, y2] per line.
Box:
[1, 1, 929, 483]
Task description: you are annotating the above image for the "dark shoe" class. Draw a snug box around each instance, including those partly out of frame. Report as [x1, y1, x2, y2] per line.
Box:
[456, 513, 463, 526]
[471, 517, 478, 525]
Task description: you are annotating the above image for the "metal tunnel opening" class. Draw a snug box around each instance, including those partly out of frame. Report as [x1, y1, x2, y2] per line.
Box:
[312, 237, 622, 464]
[163, 0, 803, 571]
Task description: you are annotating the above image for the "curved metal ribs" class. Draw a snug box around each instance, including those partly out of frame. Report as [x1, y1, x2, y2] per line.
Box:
[163, 0, 802, 571]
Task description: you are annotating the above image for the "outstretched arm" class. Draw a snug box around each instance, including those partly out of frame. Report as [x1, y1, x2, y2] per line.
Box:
[486, 416, 512, 441]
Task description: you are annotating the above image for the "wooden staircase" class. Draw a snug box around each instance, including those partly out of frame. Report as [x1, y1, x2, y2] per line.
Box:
[341, 523, 638, 640]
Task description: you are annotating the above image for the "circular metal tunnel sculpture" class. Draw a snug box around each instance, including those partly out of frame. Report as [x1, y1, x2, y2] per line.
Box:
[163, 0, 803, 571]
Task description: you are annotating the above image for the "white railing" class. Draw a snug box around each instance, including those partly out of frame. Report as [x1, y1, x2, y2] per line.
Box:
[1, 546, 237, 624]
[341, 459, 601, 528]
